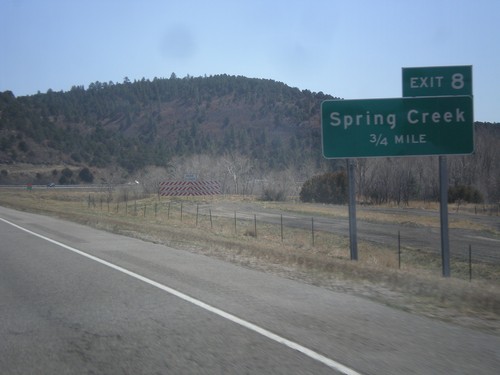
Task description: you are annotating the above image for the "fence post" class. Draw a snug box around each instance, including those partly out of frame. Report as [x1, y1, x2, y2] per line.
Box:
[469, 244, 472, 282]
[196, 204, 199, 226]
[254, 214, 257, 238]
[398, 230, 401, 269]
[281, 214, 283, 242]
[311, 217, 315, 246]
[234, 211, 237, 234]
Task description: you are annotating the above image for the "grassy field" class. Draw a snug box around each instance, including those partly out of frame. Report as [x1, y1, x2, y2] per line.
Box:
[1, 187, 499, 333]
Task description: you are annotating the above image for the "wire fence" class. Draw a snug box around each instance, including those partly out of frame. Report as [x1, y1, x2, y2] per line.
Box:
[86, 194, 500, 283]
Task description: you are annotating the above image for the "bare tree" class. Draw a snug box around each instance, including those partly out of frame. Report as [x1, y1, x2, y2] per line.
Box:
[133, 166, 172, 195]
[219, 152, 254, 195]
[472, 126, 500, 202]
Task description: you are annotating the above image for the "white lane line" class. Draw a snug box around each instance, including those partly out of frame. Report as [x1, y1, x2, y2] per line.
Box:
[1, 217, 363, 375]
[465, 235, 500, 243]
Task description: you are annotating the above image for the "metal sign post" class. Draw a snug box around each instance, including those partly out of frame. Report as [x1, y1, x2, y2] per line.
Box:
[439, 156, 451, 277]
[347, 159, 358, 260]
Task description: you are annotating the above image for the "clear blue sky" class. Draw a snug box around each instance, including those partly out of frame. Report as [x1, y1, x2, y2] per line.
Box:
[1, 0, 499, 122]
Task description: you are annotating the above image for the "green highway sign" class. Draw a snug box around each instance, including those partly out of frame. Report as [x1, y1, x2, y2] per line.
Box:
[402, 65, 472, 97]
[321, 96, 474, 158]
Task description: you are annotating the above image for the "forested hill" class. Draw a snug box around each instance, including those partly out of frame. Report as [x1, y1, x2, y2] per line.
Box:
[0, 74, 335, 172]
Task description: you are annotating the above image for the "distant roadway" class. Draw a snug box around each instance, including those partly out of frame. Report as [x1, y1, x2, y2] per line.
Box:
[206, 201, 500, 264]
[1, 206, 499, 374]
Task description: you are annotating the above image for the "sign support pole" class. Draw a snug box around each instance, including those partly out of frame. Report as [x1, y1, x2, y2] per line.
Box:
[347, 159, 358, 260]
[439, 155, 450, 277]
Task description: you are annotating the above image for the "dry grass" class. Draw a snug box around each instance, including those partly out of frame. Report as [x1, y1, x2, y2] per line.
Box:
[265, 200, 498, 232]
[1, 188, 499, 333]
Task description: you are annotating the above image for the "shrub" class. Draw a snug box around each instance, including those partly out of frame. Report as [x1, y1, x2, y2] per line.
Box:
[61, 168, 73, 178]
[78, 167, 94, 183]
[58, 175, 68, 185]
[448, 185, 483, 204]
[260, 187, 286, 202]
[300, 171, 348, 204]
[18, 141, 29, 152]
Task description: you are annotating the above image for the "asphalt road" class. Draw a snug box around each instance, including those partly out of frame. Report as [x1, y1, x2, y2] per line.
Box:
[1, 206, 499, 374]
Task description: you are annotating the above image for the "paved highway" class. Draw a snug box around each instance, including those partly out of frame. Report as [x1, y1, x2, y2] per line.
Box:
[1, 206, 499, 374]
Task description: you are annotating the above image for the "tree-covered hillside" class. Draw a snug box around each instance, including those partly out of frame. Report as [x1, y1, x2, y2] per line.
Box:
[0, 74, 499, 203]
[0, 74, 334, 172]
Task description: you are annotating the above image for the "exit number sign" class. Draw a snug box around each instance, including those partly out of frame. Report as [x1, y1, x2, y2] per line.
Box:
[402, 65, 472, 97]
